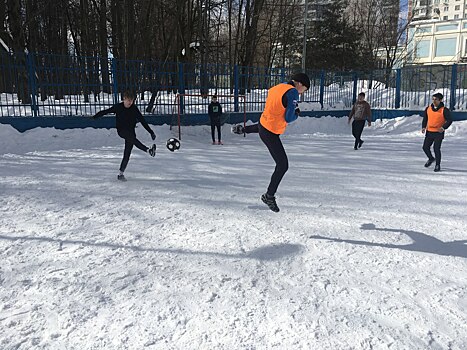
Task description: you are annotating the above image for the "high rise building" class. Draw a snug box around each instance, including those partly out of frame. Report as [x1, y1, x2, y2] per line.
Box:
[407, 0, 467, 64]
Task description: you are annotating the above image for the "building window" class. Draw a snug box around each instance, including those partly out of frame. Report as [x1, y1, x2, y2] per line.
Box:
[444, 6, 449, 11]
[416, 40, 431, 58]
[464, 39, 467, 56]
[437, 24, 458, 31]
[455, 5, 460, 10]
[435, 0, 440, 3]
[435, 38, 457, 56]
[417, 26, 433, 33]
[443, 15, 449, 20]
[455, 14, 460, 18]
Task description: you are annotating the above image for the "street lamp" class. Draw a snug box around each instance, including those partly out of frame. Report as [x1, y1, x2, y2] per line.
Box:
[302, 0, 309, 72]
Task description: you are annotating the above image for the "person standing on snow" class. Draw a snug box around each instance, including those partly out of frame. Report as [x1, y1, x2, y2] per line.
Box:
[422, 92, 452, 172]
[232, 73, 310, 212]
[348, 92, 372, 150]
[92, 90, 157, 181]
[208, 95, 223, 145]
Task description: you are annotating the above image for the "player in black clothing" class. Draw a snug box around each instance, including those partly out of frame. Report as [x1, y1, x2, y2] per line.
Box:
[208, 95, 223, 144]
[92, 90, 157, 181]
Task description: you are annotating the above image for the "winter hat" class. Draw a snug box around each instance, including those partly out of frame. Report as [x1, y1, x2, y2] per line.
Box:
[291, 73, 311, 90]
[432, 92, 443, 100]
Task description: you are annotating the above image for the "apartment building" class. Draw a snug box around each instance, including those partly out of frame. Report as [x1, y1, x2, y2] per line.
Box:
[408, 0, 467, 64]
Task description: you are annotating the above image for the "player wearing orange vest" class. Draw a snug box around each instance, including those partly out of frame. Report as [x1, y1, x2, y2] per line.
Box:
[422, 92, 452, 172]
[232, 73, 310, 212]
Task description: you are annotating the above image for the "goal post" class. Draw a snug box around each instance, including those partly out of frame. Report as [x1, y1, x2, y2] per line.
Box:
[172, 93, 247, 140]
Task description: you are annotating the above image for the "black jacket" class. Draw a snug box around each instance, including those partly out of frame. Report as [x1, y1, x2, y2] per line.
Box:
[208, 102, 223, 123]
[94, 103, 154, 135]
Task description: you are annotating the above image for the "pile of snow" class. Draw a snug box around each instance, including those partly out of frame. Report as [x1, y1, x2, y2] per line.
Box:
[3, 114, 467, 156]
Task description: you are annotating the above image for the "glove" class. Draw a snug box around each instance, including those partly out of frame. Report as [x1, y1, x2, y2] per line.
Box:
[295, 107, 301, 116]
[151, 132, 156, 140]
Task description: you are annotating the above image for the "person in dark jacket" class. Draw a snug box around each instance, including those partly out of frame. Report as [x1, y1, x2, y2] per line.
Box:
[208, 95, 223, 145]
[348, 92, 372, 150]
[231, 73, 310, 212]
[92, 90, 156, 181]
[422, 92, 452, 172]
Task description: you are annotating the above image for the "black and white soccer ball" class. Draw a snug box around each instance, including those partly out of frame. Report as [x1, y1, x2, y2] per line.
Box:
[166, 138, 181, 152]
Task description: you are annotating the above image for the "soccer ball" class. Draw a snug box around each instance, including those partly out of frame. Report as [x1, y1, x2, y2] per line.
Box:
[166, 138, 181, 152]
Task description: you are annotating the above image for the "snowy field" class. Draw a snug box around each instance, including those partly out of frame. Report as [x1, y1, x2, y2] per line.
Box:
[1, 115, 467, 349]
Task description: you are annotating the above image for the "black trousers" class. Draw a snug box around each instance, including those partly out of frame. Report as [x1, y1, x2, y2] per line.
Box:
[423, 131, 444, 166]
[117, 130, 148, 172]
[352, 120, 366, 147]
[257, 123, 288, 197]
[244, 123, 259, 134]
[211, 122, 221, 142]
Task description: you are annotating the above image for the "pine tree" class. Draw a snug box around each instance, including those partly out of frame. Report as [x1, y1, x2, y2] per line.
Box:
[307, 0, 364, 71]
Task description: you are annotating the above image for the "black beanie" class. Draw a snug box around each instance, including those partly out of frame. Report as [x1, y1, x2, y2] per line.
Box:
[432, 92, 443, 100]
[291, 73, 310, 89]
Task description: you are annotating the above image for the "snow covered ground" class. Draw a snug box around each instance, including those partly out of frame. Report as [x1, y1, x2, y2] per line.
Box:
[1, 115, 467, 349]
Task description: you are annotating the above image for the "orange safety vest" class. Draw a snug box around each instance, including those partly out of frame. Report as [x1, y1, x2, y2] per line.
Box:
[260, 83, 294, 135]
[426, 106, 445, 132]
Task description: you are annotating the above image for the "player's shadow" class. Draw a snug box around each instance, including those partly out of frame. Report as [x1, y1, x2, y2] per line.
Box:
[438, 167, 467, 173]
[0, 234, 304, 262]
[310, 223, 467, 259]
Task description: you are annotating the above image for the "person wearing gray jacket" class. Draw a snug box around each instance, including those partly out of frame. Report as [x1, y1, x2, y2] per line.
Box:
[348, 92, 372, 150]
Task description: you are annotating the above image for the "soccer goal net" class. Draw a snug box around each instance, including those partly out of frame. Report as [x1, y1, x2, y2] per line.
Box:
[171, 94, 247, 140]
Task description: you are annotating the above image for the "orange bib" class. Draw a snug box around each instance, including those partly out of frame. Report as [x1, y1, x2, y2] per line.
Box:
[260, 83, 294, 135]
[427, 106, 445, 132]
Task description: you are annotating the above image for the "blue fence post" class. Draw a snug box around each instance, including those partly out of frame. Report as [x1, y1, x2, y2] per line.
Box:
[450, 64, 457, 111]
[352, 72, 358, 105]
[395, 68, 401, 109]
[111, 58, 118, 104]
[26, 52, 38, 117]
[234, 65, 239, 112]
[178, 62, 185, 114]
[319, 70, 325, 109]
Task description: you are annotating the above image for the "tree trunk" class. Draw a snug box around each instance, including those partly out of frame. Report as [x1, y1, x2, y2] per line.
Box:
[98, 0, 110, 93]
[7, 0, 31, 104]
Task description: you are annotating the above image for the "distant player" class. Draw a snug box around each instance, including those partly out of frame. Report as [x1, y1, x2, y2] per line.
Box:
[208, 95, 223, 145]
[232, 73, 310, 212]
[348, 92, 372, 150]
[422, 92, 452, 172]
[92, 90, 156, 181]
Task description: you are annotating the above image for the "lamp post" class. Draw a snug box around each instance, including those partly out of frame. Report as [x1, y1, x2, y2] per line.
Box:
[301, 0, 309, 102]
[302, 0, 309, 72]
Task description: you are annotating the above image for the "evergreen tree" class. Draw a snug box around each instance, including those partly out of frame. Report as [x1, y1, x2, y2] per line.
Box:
[307, 0, 365, 71]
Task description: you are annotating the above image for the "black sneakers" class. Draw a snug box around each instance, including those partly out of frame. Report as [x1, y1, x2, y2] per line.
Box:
[261, 193, 280, 212]
[358, 140, 364, 148]
[424, 158, 435, 168]
[148, 144, 156, 157]
[117, 174, 127, 181]
[232, 125, 245, 134]
[434, 164, 441, 172]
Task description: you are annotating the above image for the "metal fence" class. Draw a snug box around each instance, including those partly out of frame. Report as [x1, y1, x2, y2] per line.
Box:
[0, 51, 465, 118]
